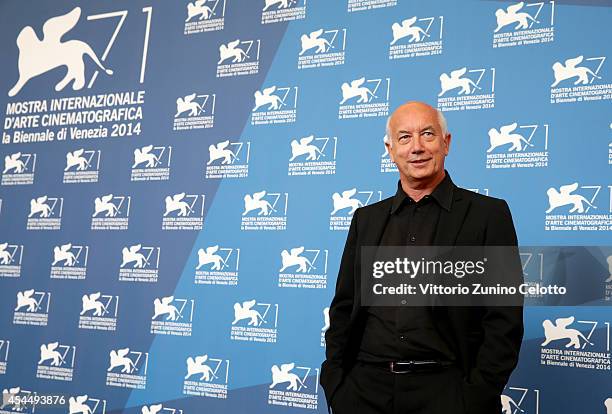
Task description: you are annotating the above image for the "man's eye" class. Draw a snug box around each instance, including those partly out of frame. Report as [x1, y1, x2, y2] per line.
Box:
[423, 132, 435, 139]
[399, 136, 410, 141]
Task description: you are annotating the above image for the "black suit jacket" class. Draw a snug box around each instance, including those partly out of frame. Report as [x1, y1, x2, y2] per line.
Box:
[321, 180, 524, 414]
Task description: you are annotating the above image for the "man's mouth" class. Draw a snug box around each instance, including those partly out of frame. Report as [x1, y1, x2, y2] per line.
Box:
[410, 158, 431, 164]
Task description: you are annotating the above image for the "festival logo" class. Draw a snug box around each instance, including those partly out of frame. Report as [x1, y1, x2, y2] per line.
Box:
[50, 243, 88, 280]
[162, 193, 205, 230]
[485, 122, 550, 169]
[288, 134, 337, 176]
[151, 296, 194, 336]
[540, 315, 610, 371]
[230, 299, 279, 343]
[183, 354, 230, 399]
[550, 55, 611, 104]
[216, 39, 261, 77]
[338, 76, 391, 119]
[241, 190, 288, 231]
[278, 246, 328, 289]
[0, 243, 24, 278]
[330, 188, 382, 231]
[173, 92, 216, 131]
[544, 182, 612, 231]
[79, 292, 119, 331]
[389, 16, 444, 59]
[205, 140, 250, 179]
[267, 362, 319, 410]
[2, 152, 36, 185]
[492, 1, 555, 48]
[131, 145, 172, 181]
[184, 0, 226, 34]
[298, 28, 346, 69]
[437, 66, 496, 111]
[195, 244, 240, 286]
[4, 6, 151, 145]
[91, 194, 130, 230]
[35, 341, 75, 381]
[106, 347, 149, 389]
[262, 0, 307, 24]
[251, 85, 298, 125]
[27, 195, 63, 230]
[13, 289, 50, 326]
[63, 149, 100, 183]
[119, 244, 160, 282]
[251, 85, 299, 125]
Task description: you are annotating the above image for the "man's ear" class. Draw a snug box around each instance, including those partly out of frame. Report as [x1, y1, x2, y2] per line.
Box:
[385, 141, 394, 162]
[444, 133, 451, 155]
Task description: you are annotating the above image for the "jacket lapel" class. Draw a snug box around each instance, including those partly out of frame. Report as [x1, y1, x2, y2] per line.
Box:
[352, 200, 392, 311]
[431, 184, 470, 316]
[434, 185, 471, 246]
[363, 199, 393, 245]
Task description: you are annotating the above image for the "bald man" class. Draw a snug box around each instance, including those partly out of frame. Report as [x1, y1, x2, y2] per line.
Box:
[321, 102, 523, 414]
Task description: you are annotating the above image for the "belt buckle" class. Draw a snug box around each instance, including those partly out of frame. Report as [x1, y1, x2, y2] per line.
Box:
[389, 361, 414, 374]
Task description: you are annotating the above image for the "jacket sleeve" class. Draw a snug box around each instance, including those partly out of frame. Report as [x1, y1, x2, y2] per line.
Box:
[464, 199, 524, 412]
[320, 208, 360, 405]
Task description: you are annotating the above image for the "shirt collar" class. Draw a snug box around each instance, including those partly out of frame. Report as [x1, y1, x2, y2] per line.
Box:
[391, 171, 454, 214]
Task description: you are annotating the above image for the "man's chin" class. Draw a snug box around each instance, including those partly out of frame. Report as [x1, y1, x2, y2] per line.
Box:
[406, 168, 434, 181]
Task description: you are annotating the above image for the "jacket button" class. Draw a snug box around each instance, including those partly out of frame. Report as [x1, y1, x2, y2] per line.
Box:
[410, 236, 416, 242]
[399, 335, 406, 341]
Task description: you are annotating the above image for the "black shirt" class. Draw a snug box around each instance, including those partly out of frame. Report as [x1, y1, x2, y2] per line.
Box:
[357, 174, 456, 362]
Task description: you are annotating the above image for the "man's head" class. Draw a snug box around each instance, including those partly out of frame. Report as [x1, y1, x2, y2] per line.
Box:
[384, 102, 451, 189]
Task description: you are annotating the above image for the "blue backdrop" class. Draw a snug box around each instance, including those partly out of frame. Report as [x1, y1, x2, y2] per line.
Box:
[0, 0, 611, 413]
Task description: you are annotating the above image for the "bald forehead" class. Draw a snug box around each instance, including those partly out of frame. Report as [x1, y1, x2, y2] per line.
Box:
[389, 102, 439, 130]
[395, 101, 437, 114]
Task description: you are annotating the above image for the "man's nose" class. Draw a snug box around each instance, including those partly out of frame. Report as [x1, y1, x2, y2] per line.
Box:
[410, 135, 424, 153]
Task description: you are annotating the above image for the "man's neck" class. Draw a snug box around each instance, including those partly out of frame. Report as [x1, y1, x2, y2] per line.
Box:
[400, 171, 446, 202]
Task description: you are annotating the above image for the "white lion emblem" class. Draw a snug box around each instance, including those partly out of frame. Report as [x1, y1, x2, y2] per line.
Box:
[185, 355, 218, 381]
[340, 77, 376, 104]
[218, 39, 248, 64]
[243, 191, 276, 216]
[270, 363, 307, 391]
[541, 316, 594, 349]
[494, 2, 539, 33]
[545, 183, 596, 214]
[331, 188, 363, 216]
[232, 299, 265, 326]
[551, 56, 600, 87]
[438, 67, 480, 96]
[8, 7, 113, 97]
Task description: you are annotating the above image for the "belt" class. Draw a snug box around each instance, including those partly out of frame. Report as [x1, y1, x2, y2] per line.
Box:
[363, 360, 452, 374]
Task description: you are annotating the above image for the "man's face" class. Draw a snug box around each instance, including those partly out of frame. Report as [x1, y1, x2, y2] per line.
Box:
[385, 103, 451, 185]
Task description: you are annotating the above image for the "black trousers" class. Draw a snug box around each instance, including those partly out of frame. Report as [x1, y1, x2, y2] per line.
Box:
[330, 361, 466, 414]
